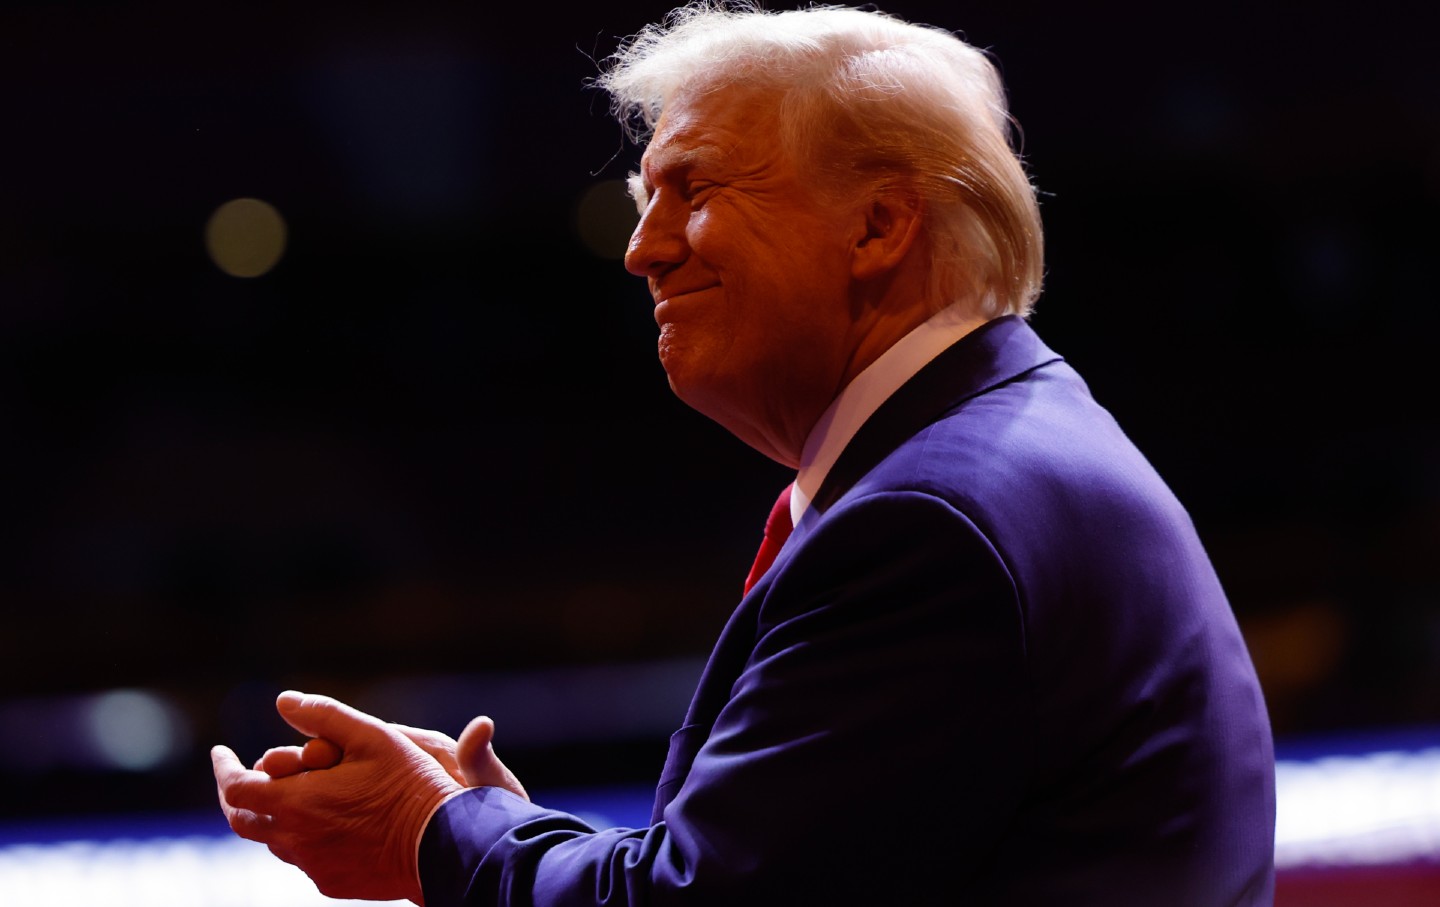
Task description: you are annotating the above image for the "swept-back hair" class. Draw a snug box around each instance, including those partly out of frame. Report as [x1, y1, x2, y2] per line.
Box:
[594, 1, 1044, 317]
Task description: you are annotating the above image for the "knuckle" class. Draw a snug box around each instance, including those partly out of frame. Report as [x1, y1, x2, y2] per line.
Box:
[230, 810, 270, 843]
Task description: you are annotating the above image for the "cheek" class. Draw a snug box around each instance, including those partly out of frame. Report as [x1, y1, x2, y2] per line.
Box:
[685, 202, 774, 271]
[684, 208, 720, 258]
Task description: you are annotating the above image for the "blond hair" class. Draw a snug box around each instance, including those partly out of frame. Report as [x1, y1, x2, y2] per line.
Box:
[594, 1, 1044, 317]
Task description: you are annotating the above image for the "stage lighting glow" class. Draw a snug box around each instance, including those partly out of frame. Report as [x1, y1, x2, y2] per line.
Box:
[574, 179, 637, 260]
[0, 835, 410, 907]
[0, 787, 649, 907]
[87, 689, 187, 771]
[206, 197, 287, 278]
[1275, 746, 1440, 868]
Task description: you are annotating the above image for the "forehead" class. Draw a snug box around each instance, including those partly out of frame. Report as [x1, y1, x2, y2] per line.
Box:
[640, 85, 783, 177]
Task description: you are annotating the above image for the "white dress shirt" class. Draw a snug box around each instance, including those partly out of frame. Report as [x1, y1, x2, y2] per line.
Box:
[791, 304, 989, 527]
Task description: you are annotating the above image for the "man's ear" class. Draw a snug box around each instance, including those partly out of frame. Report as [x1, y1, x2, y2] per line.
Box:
[851, 191, 924, 281]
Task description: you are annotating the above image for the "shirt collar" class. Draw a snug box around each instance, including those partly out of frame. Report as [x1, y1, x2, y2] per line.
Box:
[791, 303, 989, 526]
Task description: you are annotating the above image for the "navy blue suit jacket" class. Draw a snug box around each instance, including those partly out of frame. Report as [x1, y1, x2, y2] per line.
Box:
[419, 316, 1276, 906]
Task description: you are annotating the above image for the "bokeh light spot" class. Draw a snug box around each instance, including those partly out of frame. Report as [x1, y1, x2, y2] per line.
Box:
[87, 689, 186, 771]
[205, 197, 287, 278]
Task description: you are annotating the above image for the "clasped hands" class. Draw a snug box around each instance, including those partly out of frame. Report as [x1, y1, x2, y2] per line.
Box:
[211, 691, 527, 905]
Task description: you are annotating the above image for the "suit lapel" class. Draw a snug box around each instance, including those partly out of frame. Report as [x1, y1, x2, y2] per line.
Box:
[809, 315, 1063, 515]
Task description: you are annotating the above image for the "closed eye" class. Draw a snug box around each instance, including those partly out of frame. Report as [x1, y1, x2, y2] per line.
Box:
[686, 181, 718, 208]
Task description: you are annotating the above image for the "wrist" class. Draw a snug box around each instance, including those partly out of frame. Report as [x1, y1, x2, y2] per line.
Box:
[409, 785, 468, 904]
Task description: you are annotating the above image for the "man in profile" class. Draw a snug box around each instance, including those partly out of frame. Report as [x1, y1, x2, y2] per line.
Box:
[212, 4, 1276, 904]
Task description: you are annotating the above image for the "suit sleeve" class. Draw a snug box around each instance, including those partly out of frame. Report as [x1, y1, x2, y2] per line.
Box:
[418, 490, 1032, 907]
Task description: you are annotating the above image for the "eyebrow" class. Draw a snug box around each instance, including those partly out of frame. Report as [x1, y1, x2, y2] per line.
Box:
[642, 138, 727, 187]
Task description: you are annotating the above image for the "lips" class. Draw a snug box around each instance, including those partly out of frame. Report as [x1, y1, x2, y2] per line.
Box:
[653, 285, 719, 326]
[653, 284, 720, 305]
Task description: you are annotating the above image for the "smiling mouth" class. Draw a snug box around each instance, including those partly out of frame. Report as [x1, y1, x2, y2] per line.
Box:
[654, 285, 719, 326]
[654, 284, 719, 305]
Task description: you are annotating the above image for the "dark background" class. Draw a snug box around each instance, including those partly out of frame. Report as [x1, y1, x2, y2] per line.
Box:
[1, 0, 1437, 825]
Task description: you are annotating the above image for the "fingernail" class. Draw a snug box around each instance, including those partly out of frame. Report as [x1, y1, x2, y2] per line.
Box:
[276, 690, 303, 711]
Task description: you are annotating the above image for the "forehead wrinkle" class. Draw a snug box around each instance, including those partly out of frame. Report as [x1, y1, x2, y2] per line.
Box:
[643, 133, 727, 182]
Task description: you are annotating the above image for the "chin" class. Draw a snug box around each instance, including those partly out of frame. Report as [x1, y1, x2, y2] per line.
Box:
[663, 369, 708, 413]
[661, 361, 714, 412]
[657, 342, 710, 401]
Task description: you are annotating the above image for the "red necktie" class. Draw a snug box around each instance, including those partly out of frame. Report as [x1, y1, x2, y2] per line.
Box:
[743, 483, 795, 595]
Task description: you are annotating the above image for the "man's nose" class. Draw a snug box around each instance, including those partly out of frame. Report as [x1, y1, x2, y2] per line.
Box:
[624, 198, 686, 278]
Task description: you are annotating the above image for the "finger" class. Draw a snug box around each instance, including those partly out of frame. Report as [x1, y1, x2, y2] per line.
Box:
[225, 804, 276, 843]
[211, 744, 284, 816]
[274, 690, 386, 749]
[255, 739, 342, 776]
[456, 716, 528, 799]
[255, 746, 308, 777]
[212, 744, 250, 795]
[213, 745, 278, 841]
[455, 715, 495, 775]
[300, 737, 344, 770]
[214, 744, 245, 810]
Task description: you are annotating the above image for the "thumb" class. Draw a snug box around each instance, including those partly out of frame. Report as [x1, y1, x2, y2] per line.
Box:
[456, 715, 528, 800]
[275, 691, 384, 748]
